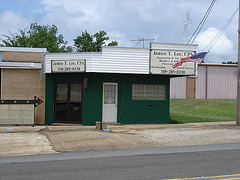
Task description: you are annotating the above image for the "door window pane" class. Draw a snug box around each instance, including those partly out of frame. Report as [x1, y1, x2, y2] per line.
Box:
[56, 83, 68, 101]
[104, 97, 108, 103]
[104, 85, 116, 104]
[70, 82, 82, 102]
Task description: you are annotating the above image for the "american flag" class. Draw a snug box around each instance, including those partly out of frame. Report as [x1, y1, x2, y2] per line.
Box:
[172, 52, 207, 69]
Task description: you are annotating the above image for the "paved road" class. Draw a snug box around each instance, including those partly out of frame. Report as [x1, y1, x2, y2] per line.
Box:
[1, 143, 240, 180]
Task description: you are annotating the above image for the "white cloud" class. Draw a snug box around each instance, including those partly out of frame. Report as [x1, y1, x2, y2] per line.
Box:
[39, 0, 122, 45]
[107, 30, 133, 47]
[0, 11, 29, 36]
[0, 0, 238, 63]
[0, 11, 31, 43]
[195, 27, 234, 63]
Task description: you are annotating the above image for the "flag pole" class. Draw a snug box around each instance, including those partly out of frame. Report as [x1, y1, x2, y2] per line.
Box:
[237, 0, 240, 125]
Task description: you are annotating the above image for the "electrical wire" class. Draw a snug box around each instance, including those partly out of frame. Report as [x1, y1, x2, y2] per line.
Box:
[202, 7, 239, 52]
[188, 0, 216, 44]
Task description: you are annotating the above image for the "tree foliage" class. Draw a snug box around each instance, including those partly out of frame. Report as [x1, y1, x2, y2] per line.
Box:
[1, 29, 29, 47]
[28, 23, 67, 52]
[1, 24, 118, 53]
[222, 61, 238, 64]
[74, 30, 118, 52]
[0, 23, 71, 52]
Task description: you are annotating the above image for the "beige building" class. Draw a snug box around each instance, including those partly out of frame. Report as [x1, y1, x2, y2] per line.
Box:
[170, 64, 238, 99]
[0, 47, 47, 124]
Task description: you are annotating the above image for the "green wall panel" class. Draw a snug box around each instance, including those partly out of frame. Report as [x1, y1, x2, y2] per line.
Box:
[45, 75, 54, 125]
[45, 73, 170, 125]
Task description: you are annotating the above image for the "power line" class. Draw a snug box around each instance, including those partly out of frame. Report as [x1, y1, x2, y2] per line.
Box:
[202, 7, 239, 52]
[188, 0, 216, 44]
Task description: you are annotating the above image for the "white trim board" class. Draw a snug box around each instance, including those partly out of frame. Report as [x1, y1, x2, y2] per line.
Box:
[0, 47, 47, 53]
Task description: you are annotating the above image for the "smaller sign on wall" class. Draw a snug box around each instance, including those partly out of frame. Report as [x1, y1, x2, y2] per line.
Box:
[0, 105, 34, 125]
[52, 60, 86, 73]
[150, 49, 196, 75]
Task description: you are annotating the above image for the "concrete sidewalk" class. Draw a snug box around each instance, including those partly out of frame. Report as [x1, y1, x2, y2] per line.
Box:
[0, 121, 237, 133]
[0, 121, 239, 157]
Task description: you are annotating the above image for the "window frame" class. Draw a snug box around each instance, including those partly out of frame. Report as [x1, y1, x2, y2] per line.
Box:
[132, 84, 166, 101]
[104, 84, 117, 104]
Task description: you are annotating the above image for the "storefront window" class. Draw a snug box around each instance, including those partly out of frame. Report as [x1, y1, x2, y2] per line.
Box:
[132, 84, 166, 100]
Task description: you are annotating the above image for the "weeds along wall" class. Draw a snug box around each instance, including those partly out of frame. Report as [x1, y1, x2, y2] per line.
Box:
[45, 73, 170, 125]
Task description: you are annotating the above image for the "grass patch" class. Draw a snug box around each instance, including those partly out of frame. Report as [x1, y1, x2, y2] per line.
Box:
[170, 99, 237, 123]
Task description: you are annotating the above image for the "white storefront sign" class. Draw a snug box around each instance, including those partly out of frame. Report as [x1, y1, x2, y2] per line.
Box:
[150, 49, 196, 75]
[52, 60, 86, 73]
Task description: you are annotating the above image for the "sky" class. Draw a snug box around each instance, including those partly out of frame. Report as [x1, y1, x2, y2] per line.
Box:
[0, 0, 239, 63]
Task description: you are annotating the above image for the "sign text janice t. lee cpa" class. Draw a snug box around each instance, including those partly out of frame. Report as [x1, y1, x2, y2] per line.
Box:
[51, 60, 86, 73]
[150, 49, 196, 75]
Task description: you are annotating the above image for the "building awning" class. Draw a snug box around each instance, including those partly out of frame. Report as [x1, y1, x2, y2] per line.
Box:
[0, 60, 41, 69]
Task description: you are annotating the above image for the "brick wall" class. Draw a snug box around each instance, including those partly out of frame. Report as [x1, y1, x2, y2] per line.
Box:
[1, 51, 45, 124]
[3, 51, 43, 62]
[2, 69, 45, 124]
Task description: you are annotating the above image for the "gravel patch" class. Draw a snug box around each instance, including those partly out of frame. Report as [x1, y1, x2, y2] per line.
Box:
[140, 127, 240, 146]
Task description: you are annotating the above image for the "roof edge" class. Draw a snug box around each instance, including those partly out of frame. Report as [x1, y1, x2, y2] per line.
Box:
[0, 47, 47, 53]
[199, 63, 238, 67]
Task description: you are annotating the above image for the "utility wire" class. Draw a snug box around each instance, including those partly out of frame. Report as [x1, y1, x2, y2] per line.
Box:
[188, 0, 216, 44]
[202, 7, 239, 52]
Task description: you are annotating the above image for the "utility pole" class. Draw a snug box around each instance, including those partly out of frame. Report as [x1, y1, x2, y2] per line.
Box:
[237, 0, 240, 126]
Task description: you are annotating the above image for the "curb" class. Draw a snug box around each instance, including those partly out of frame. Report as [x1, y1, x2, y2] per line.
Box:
[0, 126, 46, 133]
[0, 121, 237, 133]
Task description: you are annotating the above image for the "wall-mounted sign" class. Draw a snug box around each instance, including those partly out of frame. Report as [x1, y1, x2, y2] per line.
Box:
[150, 49, 196, 75]
[52, 60, 86, 73]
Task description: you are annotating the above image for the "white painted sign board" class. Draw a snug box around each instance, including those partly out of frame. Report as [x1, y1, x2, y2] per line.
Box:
[150, 49, 196, 75]
[52, 60, 86, 73]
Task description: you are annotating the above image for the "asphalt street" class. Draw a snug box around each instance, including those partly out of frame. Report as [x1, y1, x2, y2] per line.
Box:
[1, 143, 240, 180]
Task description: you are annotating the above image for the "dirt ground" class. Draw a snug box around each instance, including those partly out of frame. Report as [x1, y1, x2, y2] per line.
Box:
[40, 121, 240, 153]
[0, 132, 56, 156]
[0, 121, 239, 156]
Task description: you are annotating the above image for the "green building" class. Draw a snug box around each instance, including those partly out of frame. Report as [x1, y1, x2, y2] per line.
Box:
[44, 43, 198, 125]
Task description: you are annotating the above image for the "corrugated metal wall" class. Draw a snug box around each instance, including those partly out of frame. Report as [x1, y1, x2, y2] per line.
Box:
[196, 64, 238, 99]
[171, 64, 238, 99]
[195, 65, 206, 99]
[170, 77, 186, 99]
[96, 47, 149, 74]
[44, 52, 101, 73]
[44, 47, 149, 74]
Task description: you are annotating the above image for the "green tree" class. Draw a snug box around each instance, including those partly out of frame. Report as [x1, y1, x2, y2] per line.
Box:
[107, 41, 118, 46]
[1, 29, 29, 47]
[222, 61, 238, 64]
[74, 30, 118, 52]
[1, 23, 72, 53]
[28, 23, 67, 52]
